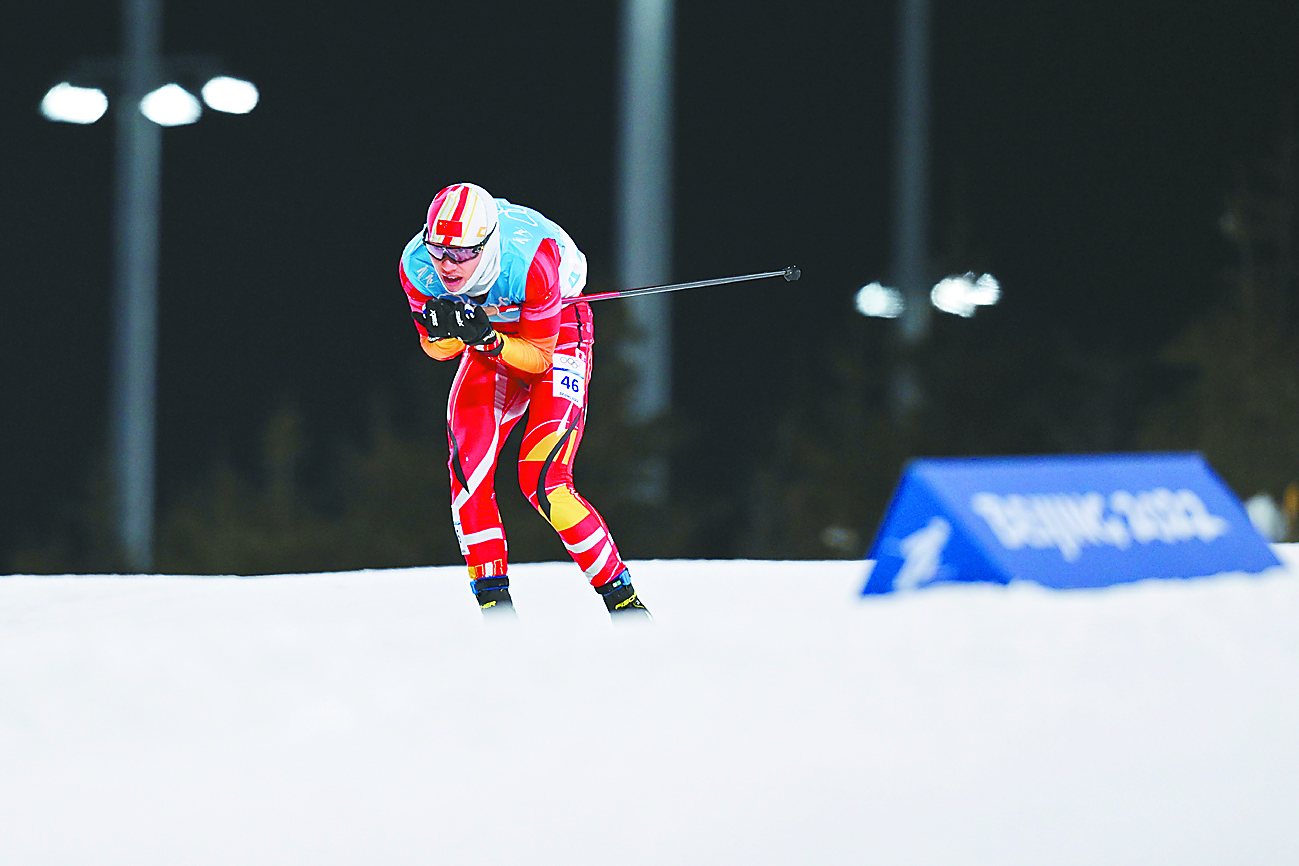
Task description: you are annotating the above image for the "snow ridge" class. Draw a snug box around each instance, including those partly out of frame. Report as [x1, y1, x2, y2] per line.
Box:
[2, 554, 1297, 865]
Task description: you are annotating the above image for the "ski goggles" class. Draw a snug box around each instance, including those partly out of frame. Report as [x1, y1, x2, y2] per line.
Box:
[423, 224, 495, 263]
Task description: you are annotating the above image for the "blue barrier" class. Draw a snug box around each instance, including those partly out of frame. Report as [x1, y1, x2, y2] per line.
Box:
[863, 453, 1281, 594]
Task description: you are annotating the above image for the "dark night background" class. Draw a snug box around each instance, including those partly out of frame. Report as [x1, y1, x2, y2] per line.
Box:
[2, 1, 1296, 572]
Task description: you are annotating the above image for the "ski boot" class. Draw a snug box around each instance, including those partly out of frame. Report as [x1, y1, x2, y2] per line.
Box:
[596, 570, 651, 619]
[471, 576, 516, 617]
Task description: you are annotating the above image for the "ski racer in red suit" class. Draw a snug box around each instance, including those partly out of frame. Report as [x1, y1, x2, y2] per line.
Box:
[401, 183, 649, 618]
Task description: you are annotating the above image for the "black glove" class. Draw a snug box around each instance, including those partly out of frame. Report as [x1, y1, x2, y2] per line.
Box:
[452, 303, 500, 350]
[413, 298, 459, 340]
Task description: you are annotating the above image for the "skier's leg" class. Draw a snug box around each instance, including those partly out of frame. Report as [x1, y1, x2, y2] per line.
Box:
[447, 350, 529, 611]
[516, 305, 649, 616]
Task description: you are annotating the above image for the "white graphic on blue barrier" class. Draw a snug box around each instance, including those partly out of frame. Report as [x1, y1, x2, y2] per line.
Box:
[970, 488, 1230, 562]
[896, 517, 951, 591]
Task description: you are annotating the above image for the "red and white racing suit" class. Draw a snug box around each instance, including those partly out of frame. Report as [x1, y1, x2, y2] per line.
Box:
[402, 239, 628, 587]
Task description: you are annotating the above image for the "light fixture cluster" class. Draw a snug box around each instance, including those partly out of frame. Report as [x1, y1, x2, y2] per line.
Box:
[41, 75, 258, 126]
[856, 273, 1001, 319]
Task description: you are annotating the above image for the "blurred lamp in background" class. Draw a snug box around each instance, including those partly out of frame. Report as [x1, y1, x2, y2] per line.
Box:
[40, 83, 109, 124]
[138, 82, 202, 126]
[200, 76, 260, 114]
[855, 282, 905, 318]
[930, 272, 1000, 318]
[856, 272, 1000, 319]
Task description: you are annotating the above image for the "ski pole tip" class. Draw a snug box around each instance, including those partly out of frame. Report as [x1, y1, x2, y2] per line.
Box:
[783, 265, 801, 282]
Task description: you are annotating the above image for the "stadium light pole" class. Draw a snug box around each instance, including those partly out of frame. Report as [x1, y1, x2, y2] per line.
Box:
[114, 0, 163, 575]
[891, 0, 932, 418]
[42, 0, 258, 571]
[617, 0, 674, 501]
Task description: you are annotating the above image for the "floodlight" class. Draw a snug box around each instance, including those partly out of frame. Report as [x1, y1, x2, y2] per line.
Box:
[139, 83, 201, 126]
[201, 76, 259, 114]
[47, 16, 262, 574]
[931, 273, 1001, 317]
[41, 82, 109, 124]
[855, 282, 905, 318]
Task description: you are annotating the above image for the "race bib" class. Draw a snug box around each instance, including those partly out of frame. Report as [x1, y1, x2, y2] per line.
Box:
[552, 353, 586, 406]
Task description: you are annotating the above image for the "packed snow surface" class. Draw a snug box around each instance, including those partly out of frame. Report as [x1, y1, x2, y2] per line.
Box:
[3, 553, 1298, 865]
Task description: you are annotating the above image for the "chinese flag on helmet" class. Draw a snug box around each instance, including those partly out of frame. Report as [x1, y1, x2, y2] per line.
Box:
[426, 183, 498, 248]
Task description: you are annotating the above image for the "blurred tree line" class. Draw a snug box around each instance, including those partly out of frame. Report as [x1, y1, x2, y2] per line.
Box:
[741, 113, 1299, 554]
[10, 303, 708, 575]
[10, 119, 1297, 574]
[1138, 115, 1299, 502]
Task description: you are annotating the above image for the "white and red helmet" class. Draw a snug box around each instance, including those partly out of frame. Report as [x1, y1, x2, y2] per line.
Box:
[424, 183, 498, 248]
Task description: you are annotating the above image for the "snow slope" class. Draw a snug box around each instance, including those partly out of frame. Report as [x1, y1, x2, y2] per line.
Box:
[2, 553, 1298, 865]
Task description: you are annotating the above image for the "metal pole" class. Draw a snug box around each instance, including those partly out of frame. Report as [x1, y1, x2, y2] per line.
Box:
[617, 0, 674, 502]
[112, 0, 162, 571]
[617, 0, 674, 425]
[892, 0, 931, 418]
[895, 0, 931, 345]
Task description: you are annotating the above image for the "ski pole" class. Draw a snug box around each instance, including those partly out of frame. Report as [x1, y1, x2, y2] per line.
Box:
[480, 265, 800, 316]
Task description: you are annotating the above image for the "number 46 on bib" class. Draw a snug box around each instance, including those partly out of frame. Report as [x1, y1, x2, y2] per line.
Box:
[552, 353, 586, 406]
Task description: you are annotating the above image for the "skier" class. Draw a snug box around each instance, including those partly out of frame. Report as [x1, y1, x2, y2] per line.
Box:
[400, 182, 650, 619]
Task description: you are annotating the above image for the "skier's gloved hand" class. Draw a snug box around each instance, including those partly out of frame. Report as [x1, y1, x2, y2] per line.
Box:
[454, 303, 502, 354]
[413, 298, 459, 340]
